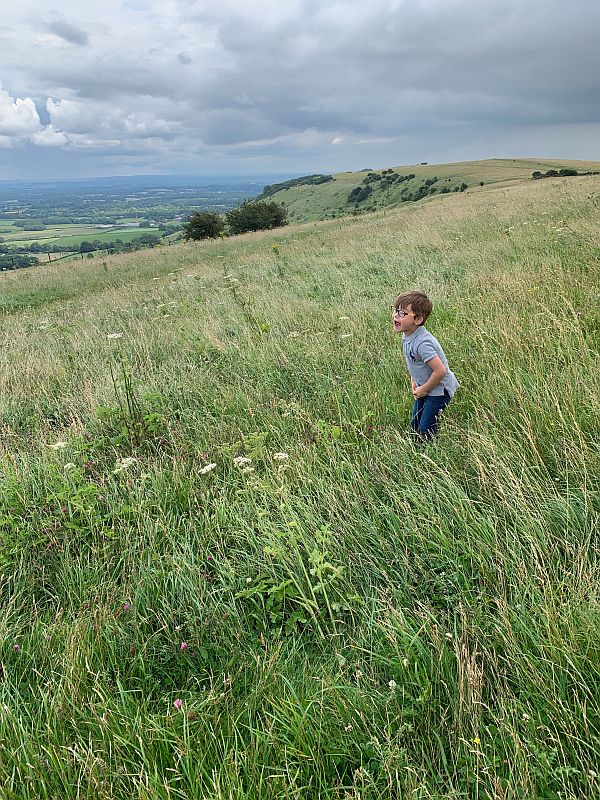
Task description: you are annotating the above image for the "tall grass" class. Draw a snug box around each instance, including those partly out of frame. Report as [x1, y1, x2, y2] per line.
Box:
[0, 176, 598, 798]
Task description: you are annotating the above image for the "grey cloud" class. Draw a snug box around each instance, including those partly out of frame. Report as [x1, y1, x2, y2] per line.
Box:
[3, 0, 600, 178]
[47, 18, 89, 46]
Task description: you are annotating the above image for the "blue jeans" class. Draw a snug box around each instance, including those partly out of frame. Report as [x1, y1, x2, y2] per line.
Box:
[411, 389, 451, 439]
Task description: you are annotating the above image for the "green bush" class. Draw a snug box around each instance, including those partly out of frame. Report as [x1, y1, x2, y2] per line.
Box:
[182, 212, 225, 241]
[225, 200, 288, 235]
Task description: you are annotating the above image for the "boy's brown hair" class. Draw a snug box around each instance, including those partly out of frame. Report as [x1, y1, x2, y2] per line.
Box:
[393, 291, 432, 325]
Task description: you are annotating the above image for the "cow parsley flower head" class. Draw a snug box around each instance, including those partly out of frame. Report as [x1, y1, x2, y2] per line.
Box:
[113, 456, 139, 474]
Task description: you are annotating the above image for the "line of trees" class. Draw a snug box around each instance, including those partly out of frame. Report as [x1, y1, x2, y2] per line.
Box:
[532, 168, 600, 180]
[182, 200, 288, 241]
[258, 174, 333, 199]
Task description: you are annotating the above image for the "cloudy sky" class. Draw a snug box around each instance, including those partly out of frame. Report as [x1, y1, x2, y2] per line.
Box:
[1, 0, 599, 180]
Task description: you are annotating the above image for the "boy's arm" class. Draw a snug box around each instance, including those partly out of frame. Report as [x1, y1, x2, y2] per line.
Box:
[413, 356, 446, 397]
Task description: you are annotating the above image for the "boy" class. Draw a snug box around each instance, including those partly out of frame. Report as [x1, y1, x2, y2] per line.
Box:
[392, 291, 459, 438]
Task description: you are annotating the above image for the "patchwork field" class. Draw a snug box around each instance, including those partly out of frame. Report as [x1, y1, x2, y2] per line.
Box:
[0, 221, 158, 249]
[0, 172, 598, 798]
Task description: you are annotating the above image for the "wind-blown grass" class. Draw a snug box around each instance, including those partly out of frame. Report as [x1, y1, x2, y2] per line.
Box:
[0, 176, 598, 799]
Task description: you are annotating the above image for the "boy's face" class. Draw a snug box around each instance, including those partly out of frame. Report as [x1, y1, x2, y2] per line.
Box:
[392, 303, 423, 334]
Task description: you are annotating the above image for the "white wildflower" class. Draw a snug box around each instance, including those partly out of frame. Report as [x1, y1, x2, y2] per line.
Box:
[338, 316, 350, 321]
[113, 456, 139, 474]
[241, 466, 254, 474]
[48, 441, 67, 450]
[340, 333, 353, 338]
[288, 331, 300, 338]
[273, 452, 289, 461]
[199, 463, 217, 475]
[445, 632, 453, 640]
[63, 463, 77, 470]
[233, 456, 252, 466]
[402, 658, 409, 668]
[245, 577, 252, 584]
[106, 332, 123, 339]
[388, 679, 397, 691]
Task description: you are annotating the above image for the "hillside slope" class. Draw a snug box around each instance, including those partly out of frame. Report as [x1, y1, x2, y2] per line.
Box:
[261, 156, 600, 223]
[0, 174, 599, 799]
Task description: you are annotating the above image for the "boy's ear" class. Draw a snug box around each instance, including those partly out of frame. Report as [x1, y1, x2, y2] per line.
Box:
[415, 315, 425, 326]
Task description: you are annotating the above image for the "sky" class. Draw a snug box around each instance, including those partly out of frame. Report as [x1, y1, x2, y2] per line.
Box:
[1, 0, 600, 180]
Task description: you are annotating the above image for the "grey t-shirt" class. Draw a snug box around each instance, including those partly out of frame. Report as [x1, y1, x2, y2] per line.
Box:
[402, 326, 460, 397]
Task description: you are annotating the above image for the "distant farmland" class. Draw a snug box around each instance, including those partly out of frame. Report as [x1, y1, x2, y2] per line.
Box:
[0, 222, 157, 247]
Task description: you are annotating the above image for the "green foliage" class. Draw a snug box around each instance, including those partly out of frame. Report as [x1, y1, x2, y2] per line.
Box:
[347, 185, 373, 204]
[235, 525, 360, 635]
[0, 254, 38, 269]
[91, 364, 168, 450]
[133, 232, 161, 247]
[225, 199, 288, 234]
[259, 174, 333, 199]
[181, 211, 225, 241]
[532, 167, 600, 180]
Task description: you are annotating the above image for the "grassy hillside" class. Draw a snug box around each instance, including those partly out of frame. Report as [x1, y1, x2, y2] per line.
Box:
[263, 157, 600, 223]
[0, 174, 599, 799]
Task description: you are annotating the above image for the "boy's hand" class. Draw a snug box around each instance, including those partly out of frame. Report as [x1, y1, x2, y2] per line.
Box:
[412, 385, 428, 399]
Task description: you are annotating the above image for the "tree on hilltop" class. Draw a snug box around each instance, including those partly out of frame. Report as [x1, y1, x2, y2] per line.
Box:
[182, 211, 225, 241]
[225, 200, 288, 235]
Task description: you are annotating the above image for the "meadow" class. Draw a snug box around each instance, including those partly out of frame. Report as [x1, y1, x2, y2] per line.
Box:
[0, 173, 598, 799]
